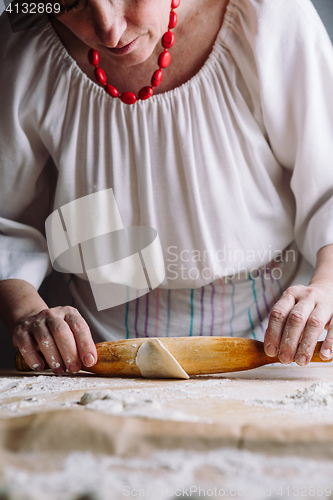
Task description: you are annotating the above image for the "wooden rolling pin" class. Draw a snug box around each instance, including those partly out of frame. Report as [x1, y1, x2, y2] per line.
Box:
[15, 337, 331, 377]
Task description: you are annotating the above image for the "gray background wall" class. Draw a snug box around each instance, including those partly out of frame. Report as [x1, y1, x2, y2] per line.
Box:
[312, 0, 333, 39]
[0, 0, 333, 369]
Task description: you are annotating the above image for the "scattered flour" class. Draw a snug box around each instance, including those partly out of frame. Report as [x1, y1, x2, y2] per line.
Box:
[2, 375, 333, 419]
[0, 377, 209, 421]
[0, 375, 233, 419]
[3, 448, 333, 500]
[79, 390, 203, 421]
[0, 375, 110, 396]
[0, 376, 111, 416]
[253, 382, 333, 412]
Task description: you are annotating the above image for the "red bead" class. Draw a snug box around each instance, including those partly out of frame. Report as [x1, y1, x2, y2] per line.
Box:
[139, 86, 154, 100]
[95, 67, 107, 85]
[162, 31, 175, 49]
[168, 11, 177, 29]
[105, 84, 119, 98]
[151, 69, 163, 88]
[171, 0, 180, 8]
[120, 92, 137, 105]
[158, 50, 171, 68]
[88, 49, 99, 66]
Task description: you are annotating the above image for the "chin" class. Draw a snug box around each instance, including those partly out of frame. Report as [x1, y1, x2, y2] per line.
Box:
[121, 50, 155, 67]
[107, 37, 157, 67]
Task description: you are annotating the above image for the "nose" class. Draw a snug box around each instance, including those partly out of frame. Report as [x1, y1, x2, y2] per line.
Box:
[90, 0, 128, 48]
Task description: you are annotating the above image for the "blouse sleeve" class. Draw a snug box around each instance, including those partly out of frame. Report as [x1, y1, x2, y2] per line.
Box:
[227, 0, 333, 267]
[0, 15, 53, 290]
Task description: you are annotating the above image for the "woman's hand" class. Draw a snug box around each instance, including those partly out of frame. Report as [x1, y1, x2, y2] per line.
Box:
[264, 244, 333, 365]
[264, 279, 333, 365]
[0, 279, 97, 375]
[12, 306, 97, 374]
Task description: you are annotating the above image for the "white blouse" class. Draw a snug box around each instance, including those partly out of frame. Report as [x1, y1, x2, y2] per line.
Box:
[1, 0, 333, 342]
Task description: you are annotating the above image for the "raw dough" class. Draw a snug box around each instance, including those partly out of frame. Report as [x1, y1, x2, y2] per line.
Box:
[135, 339, 189, 379]
[79, 390, 115, 405]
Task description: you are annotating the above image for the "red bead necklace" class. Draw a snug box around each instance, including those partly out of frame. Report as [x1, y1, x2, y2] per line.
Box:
[88, 0, 180, 105]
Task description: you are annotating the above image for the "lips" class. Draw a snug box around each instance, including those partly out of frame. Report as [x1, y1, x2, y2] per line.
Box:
[108, 37, 139, 55]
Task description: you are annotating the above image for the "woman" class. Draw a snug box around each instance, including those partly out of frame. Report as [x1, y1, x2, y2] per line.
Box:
[0, 0, 333, 375]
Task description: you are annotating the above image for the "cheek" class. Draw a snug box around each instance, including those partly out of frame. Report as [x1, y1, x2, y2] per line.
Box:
[56, 13, 95, 42]
[131, 0, 171, 36]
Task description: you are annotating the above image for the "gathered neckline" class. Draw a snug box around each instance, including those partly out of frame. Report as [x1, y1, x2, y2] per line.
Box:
[45, 0, 235, 106]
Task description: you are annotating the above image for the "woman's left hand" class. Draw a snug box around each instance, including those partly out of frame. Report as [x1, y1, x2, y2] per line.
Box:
[264, 279, 333, 365]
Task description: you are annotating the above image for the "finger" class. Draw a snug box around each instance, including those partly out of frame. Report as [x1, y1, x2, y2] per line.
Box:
[295, 305, 328, 366]
[13, 326, 45, 371]
[63, 307, 97, 368]
[46, 308, 83, 373]
[278, 299, 316, 364]
[46, 308, 81, 373]
[31, 317, 65, 374]
[264, 291, 296, 357]
[320, 319, 333, 361]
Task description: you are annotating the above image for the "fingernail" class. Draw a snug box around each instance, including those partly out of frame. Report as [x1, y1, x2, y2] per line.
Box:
[279, 352, 292, 364]
[266, 344, 278, 357]
[68, 364, 81, 373]
[320, 348, 332, 359]
[54, 368, 65, 375]
[31, 363, 43, 371]
[83, 353, 95, 367]
[295, 354, 307, 366]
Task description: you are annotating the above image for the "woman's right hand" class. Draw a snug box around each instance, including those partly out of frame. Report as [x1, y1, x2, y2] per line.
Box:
[12, 306, 97, 374]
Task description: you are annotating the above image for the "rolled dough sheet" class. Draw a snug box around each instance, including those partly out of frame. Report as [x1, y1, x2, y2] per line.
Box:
[1, 366, 333, 458]
[135, 338, 189, 379]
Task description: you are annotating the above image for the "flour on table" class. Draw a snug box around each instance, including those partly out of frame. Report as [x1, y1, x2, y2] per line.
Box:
[135, 338, 189, 379]
[79, 390, 122, 405]
[78, 390, 201, 421]
[253, 382, 333, 411]
[0, 376, 111, 416]
[4, 448, 333, 500]
[2, 368, 333, 421]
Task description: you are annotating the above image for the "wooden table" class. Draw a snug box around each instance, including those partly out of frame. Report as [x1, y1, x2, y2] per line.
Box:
[0, 364, 332, 458]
